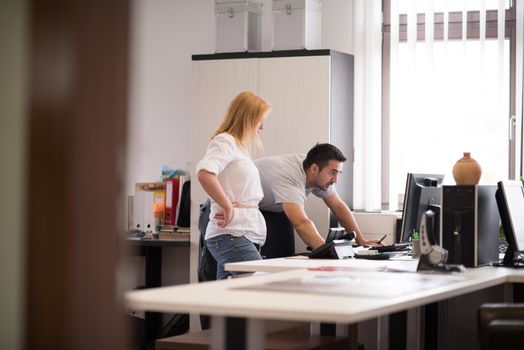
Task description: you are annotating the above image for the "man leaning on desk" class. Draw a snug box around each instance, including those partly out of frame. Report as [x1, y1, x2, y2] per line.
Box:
[199, 143, 380, 276]
[254, 143, 380, 258]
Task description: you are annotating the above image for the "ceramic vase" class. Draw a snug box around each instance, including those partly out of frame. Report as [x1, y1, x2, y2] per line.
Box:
[452, 152, 482, 185]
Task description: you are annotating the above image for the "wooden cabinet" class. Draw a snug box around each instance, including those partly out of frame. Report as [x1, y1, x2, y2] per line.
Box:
[190, 50, 354, 260]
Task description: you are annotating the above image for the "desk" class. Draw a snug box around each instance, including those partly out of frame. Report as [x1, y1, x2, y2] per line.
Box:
[127, 237, 190, 347]
[127, 237, 190, 288]
[224, 256, 524, 348]
[225, 255, 419, 274]
[126, 262, 524, 350]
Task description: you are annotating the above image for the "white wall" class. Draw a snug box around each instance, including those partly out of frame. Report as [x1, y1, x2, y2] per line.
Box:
[127, 0, 354, 195]
[127, 0, 214, 194]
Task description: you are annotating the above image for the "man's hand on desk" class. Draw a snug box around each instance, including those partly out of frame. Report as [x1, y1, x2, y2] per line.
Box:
[357, 234, 387, 247]
[356, 238, 383, 247]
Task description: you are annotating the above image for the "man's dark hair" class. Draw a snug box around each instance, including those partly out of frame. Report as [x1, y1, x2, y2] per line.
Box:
[303, 143, 347, 171]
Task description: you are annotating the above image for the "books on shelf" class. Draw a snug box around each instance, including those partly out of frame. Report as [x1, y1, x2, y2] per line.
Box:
[159, 225, 177, 233]
[177, 227, 190, 234]
[158, 231, 190, 241]
[130, 177, 189, 234]
[135, 182, 165, 192]
[159, 225, 190, 233]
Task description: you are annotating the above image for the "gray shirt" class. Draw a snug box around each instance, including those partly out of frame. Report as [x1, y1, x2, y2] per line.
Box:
[255, 154, 336, 212]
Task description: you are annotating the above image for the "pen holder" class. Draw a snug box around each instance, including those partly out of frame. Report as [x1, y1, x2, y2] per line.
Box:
[412, 240, 421, 259]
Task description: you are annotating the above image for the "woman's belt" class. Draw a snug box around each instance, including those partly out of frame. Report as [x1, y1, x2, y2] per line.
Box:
[232, 203, 259, 209]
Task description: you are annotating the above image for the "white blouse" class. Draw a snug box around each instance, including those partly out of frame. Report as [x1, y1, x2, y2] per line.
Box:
[196, 133, 266, 245]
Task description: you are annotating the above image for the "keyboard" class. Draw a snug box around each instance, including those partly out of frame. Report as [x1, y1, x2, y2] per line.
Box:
[493, 259, 524, 268]
[371, 243, 411, 253]
[354, 250, 390, 260]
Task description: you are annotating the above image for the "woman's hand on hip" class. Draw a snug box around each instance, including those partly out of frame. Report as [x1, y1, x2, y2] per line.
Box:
[214, 203, 234, 228]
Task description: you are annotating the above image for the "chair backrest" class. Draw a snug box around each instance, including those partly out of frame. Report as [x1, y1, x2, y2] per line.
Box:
[478, 303, 524, 350]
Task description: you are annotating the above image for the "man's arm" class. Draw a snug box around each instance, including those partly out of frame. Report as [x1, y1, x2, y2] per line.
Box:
[323, 192, 380, 246]
[282, 203, 325, 249]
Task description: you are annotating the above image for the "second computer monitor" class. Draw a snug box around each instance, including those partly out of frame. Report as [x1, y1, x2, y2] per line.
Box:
[495, 180, 524, 266]
[400, 173, 444, 242]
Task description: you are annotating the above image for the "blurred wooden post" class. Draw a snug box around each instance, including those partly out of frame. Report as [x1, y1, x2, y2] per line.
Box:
[26, 0, 129, 349]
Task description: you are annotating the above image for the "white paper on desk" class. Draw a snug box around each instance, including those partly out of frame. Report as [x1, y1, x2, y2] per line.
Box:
[237, 274, 459, 298]
[285, 255, 310, 260]
[308, 265, 390, 272]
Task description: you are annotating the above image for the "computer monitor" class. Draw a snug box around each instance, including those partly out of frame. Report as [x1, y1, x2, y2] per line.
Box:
[400, 173, 444, 242]
[495, 180, 524, 267]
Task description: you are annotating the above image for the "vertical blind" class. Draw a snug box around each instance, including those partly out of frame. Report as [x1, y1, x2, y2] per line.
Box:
[387, 0, 514, 210]
[353, 0, 382, 211]
[352, 0, 523, 210]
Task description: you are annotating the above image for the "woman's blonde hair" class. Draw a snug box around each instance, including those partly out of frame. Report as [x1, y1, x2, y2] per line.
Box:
[213, 91, 271, 151]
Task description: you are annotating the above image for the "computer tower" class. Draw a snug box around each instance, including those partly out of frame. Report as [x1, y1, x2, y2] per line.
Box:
[440, 185, 500, 267]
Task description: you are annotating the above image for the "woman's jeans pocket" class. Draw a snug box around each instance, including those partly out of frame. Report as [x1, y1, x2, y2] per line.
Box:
[206, 235, 261, 280]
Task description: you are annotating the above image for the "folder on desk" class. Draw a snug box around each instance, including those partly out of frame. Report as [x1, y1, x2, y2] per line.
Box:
[143, 191, 155, 233]
[153, 189, 166, 225]
[176, 176, 191, 227]
[164, 178, 180, 225]
[133, 191, 145, 231]
[133, 182, 166, 232]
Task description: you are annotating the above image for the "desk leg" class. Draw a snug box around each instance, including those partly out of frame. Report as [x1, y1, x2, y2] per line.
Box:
[514, 283, 524, 302]
[343, 324, 358, 350]
[210, 316, 265, 350]
[310, 322, 320, 335]
[320, 322, 336, 336]
[311, 322, 358, 350]
[143, 246, 162, 345]
[144, 246, 162, 288]
[424, 302, 439, 350]
[389, 310, 407, 349]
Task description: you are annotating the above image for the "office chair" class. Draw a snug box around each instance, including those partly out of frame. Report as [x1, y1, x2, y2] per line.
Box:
[478, 303, 524, 349]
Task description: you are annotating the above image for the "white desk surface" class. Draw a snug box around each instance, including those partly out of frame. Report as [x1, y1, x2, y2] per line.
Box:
[225, 255, 419, 274]
[126, 265, 524, 325]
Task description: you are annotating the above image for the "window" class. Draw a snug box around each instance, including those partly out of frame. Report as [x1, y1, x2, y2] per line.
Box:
[383, 0, 520, 210]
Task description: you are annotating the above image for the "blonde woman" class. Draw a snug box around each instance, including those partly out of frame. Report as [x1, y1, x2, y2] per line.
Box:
[196, 91, 271, 279]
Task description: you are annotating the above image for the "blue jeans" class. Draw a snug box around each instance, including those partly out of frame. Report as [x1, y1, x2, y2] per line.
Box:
[206, 234, 262, 280]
